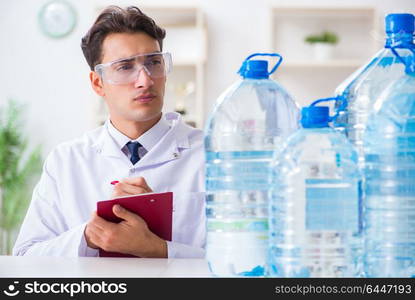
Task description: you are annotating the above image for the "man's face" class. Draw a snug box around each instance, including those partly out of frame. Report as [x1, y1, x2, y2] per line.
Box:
[91, 32, 166, 123]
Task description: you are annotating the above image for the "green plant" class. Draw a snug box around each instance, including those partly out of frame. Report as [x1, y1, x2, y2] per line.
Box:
[305, 31, 339, 44]
[0, 100, 43, 254]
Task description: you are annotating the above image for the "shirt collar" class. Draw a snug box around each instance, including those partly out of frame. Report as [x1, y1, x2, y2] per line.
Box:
[92, 112, 193, 168]
[106, 115, 171, 152]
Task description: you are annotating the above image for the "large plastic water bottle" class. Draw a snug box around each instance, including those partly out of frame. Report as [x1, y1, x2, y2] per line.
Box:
[204, 53, 299, 277]
[268, 98, 362, 277]
[363, 53, 415, 277]
[334, 13, 414, 164]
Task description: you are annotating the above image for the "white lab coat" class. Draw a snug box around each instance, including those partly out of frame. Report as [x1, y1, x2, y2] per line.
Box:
[13, 112, 206, 258]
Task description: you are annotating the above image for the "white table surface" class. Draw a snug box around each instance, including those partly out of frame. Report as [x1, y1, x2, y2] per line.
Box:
[0, 256, 212, 278]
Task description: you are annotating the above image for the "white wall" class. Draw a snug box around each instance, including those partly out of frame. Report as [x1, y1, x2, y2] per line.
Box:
[0, 0, 414, 158]
[0, 0, 96, 156]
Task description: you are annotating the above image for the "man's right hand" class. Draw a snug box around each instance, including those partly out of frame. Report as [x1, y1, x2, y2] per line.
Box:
[110, 176, 153, 198]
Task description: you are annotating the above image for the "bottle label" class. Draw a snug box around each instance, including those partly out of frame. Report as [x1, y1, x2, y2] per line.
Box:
[207, 218, 268, 232]
[305, 179, 360, 231]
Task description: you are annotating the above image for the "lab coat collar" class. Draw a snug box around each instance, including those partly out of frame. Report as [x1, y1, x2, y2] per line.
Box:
[134, 116, 171, 152]
[92, 112, 191, 167]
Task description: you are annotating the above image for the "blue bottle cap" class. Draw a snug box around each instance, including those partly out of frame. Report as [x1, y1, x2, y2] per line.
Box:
[385, 13, 414, 34]
[239, 60, 269, 79]
[301, 106, 330, 128]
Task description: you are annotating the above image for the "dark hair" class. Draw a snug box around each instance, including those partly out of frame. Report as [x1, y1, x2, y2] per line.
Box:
[81, 6, 166, 70]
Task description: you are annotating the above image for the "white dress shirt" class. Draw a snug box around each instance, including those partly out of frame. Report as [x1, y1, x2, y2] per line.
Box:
[13, 112, 206, 258]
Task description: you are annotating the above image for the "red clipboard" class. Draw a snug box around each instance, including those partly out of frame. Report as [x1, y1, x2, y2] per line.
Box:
[96, 192, 173, 257]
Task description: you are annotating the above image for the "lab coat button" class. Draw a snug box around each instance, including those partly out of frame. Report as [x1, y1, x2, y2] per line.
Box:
[173, 152, 179, 158]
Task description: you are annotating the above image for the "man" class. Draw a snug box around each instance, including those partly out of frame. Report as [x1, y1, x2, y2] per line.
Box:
[13, 6, 205, 258]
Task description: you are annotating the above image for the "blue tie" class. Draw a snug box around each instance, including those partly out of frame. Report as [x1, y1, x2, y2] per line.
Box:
[126, 141, 142, 164]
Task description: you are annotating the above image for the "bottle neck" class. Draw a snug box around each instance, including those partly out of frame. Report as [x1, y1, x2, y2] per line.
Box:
[385, 33, 414, 48]
[302, 124, 329, 129]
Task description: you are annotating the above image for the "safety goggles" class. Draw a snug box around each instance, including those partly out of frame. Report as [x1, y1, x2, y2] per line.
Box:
[94, 52, 172, 85]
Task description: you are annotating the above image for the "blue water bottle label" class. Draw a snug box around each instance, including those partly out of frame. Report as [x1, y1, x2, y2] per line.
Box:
[305, 179, 360, 232]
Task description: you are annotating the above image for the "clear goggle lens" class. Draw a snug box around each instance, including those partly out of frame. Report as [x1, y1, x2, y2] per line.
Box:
[94, 52, 172, 85]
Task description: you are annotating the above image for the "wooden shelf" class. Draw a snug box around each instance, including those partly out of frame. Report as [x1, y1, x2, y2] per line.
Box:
[163, 26, 207, 66]
[281, 59, 366, 69]
[272, 6, 376, 18]
[141, 7, 200, 27]
[270, 5, 379, 106]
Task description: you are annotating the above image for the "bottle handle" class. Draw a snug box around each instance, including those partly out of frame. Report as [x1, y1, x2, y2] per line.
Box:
[240, 53, 283, 75]
[390, 40, 415, 74]
[310, 96, 344, 122]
